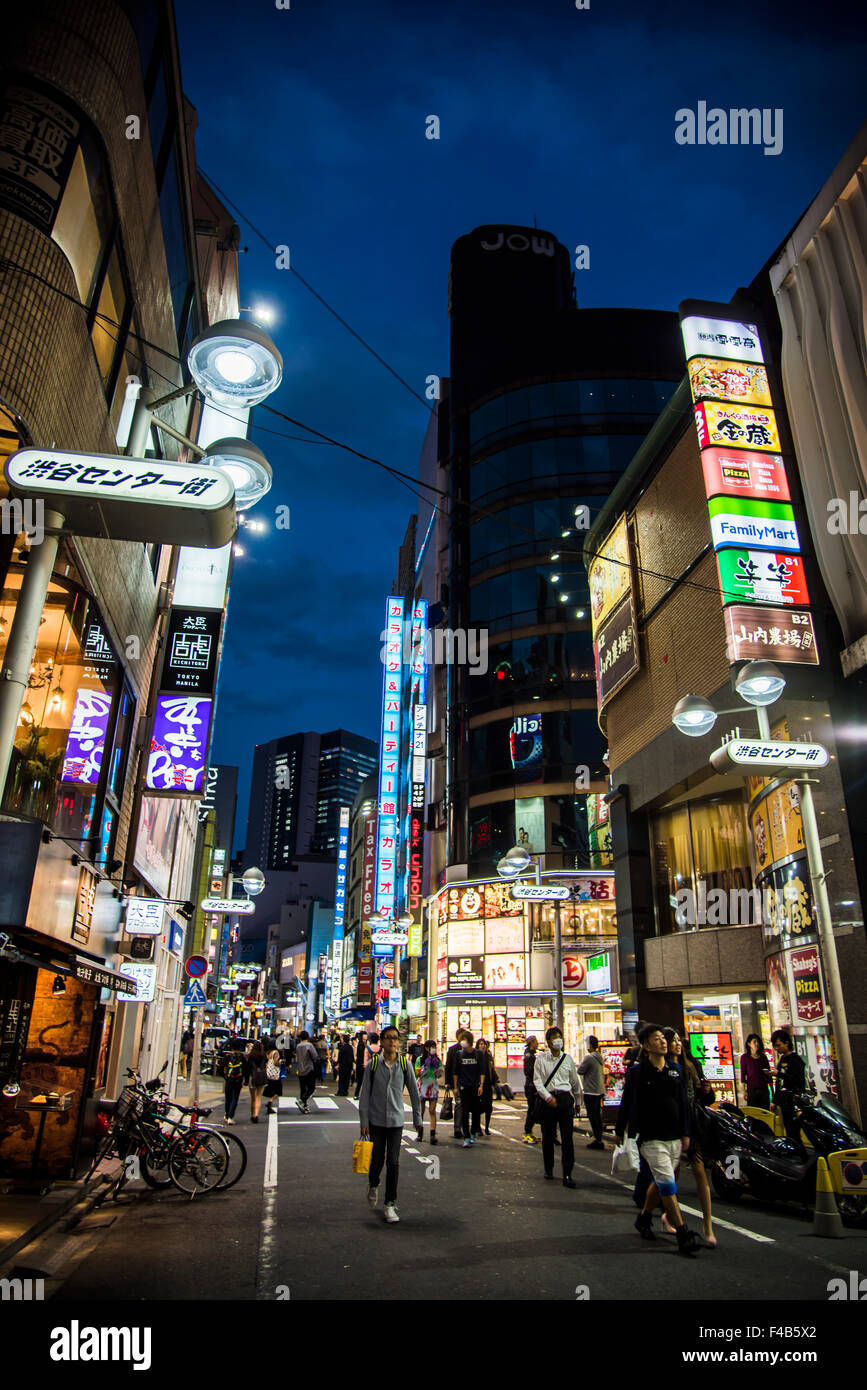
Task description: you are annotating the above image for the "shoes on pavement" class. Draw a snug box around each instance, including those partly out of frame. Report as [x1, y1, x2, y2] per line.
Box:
[676, 1224, 702, 1257]
[522, 1134, 538, 1145]
[224, 1117, 235, 1124]
[544, 1171, 554, 1180]
[463, 1139, 473, 1147]
[251, 1116, 259, 1124]
[416, 1127, 424, 1142]
[430, 1134, 438, 1145]
[484, 1128, 491, 1136]
[383, 1204, 400, 1224]
[634, 1211, 655, 1240]
[586, 1140, 604, 1149]
[367, 1186, 379, 1207]
[563, 1177, 576, 1188]
[469, 1135, 476, 1145]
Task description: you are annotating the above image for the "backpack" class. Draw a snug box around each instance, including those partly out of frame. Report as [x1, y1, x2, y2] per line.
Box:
[223, 1054, 244, 1084]
[369, 1054, 408, 1090]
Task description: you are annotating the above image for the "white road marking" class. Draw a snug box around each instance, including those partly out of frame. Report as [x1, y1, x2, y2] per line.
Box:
[404, 1147, 419, 1154]
[311, 1097, 339, 1110]
[264, 1110, 279, 1188]
[279, 1119, 360, 1125]
[568, 1160, 776, 1245]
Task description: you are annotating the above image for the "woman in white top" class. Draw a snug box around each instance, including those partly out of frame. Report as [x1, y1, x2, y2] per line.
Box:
[533, 1026, 583, 1187]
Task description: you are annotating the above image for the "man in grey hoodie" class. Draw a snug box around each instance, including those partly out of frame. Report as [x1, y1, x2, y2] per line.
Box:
[358, 1025, 422, 1223]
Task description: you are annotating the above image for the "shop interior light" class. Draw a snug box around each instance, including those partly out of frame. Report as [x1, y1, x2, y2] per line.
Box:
[187, 318, 283, 407]
[204, 437, 273, 510]
[735, 660, 786, 707]
[672, 694, 718, 737]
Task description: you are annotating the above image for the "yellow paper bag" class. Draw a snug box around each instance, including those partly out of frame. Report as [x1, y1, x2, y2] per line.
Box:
[352, 1139, 373, 1174]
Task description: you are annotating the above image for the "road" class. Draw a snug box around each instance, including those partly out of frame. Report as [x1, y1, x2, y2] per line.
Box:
[12, 1080, 863, 1306]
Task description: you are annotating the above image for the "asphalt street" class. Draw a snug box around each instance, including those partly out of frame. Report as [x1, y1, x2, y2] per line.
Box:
[12, 1077, 862, 1306]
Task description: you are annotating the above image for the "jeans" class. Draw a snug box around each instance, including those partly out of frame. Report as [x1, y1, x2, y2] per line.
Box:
[524, 1083, 538, 1135]
[299, 1070, 317, 1105]
[369, 1125, 402, 1205]
[539, 1095, 574, 1177]
[224, 1080, 243, 1119]
[584, 1093, 604, 1143]
[747, 1086, 771, 1109]
[451, 1090, 462, 1137]
[459, 1088, 482, 1138]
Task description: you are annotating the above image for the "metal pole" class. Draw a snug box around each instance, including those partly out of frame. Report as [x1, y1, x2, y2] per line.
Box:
[797, 777, 860, 1125]
[190, 1006, 204, 1107]
[0, 509, 65, 800]
[554, 898, 564, 1032]
[125, 386, 154, 459]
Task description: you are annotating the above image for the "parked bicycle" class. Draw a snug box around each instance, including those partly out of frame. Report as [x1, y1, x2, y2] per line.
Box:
[87, 1069, 232, 1197]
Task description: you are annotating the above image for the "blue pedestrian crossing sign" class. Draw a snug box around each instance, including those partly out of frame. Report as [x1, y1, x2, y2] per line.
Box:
[184, 979, 207, 1007]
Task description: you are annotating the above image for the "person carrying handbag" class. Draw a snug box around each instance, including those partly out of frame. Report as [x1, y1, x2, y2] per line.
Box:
[533, 1027, 583, 1187]
[264, 1043, 283, 1115]
[245, 1040, 269, 1123]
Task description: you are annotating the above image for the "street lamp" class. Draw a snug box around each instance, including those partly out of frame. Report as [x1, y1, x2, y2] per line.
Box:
[187, 318, 283, 407]
[670, 665, 860, 1122]
[204, 438, 273, 511]
[498, 843, 565, 1030]
[240, 866, 266, 897]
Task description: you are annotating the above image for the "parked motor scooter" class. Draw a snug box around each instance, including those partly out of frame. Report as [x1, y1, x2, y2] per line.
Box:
[702, 1092, 867, 1226]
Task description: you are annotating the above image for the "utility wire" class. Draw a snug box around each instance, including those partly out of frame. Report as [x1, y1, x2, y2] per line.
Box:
[0, 255, 723, 600]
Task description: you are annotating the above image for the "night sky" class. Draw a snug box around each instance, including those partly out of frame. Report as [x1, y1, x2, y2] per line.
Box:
[175, 0, 867, 830]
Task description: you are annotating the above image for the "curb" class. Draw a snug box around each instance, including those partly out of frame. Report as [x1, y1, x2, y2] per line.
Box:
[0, 1162, 124, 1270]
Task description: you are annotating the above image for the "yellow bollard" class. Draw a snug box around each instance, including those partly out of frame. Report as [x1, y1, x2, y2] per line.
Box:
[812, 1157, 845, 1238]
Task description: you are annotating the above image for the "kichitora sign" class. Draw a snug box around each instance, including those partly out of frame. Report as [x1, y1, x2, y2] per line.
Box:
[678, 302, 818, 667]
[5, 449, 236, 548]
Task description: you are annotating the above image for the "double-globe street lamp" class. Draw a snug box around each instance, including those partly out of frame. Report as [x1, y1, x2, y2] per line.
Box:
[672, 659, 859, 1123]
[366, 911, 413, 1027]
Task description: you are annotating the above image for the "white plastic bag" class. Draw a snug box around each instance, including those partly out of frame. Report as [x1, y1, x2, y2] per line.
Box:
[611, 1136, 640, 1177]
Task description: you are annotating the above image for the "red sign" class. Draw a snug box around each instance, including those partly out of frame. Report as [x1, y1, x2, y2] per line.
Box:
[409, 812, 423, 916]
[562, 956, 587, 990]
[184, 955, 208, 978]
[701, 448, 791, 503]
[437, 958, 448, 992]
[788, 945, 826, 1023]
[361, 811, 378, 924]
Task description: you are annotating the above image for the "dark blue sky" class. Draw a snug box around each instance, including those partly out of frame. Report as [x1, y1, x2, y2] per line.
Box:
[175, 0, 867, 836]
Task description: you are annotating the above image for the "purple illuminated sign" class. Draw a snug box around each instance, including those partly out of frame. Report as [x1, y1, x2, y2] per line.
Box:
[146, 695, 213, 793]
[61, 688, 113, 785]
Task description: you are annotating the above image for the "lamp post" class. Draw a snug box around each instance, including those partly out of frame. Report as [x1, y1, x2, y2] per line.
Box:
[497, 844, 565, 1031]
[367, 912, 412, 1026]
[672, 660, 859, 1124]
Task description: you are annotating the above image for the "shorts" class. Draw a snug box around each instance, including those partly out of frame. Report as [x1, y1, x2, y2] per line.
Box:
[264, 1079, 283, 1098]
[639, 1138, 682, 1197]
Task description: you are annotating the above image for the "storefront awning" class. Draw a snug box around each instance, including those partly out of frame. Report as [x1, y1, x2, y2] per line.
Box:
[0, 925, 138, 995]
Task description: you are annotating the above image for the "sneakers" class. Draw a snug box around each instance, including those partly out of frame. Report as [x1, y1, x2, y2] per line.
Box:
[224, 1116, 235, 1125]
[469, 1135, 476, 1145]
[367, 1185, 379, 1207]
[676, 1224, 702, 1257]
[463, 1138, 473, 1147]
[634, 1211, 655, 1240]
[383, 1204, 400, 1224]
[522, 1134, 538, 1145]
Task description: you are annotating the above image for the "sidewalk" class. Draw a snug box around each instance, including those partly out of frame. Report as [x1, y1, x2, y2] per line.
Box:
[0, 1073, 227, 1269]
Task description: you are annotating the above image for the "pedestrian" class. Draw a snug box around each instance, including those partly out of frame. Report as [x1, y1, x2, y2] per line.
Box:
[178, 1029, 194, 1080]
[477, 1038, 498, 1136]
[358, 1025, 422, 1224]
[353, 1030, 380, 1097]
[264, 1039, 284, 1116]
[219, 1036, 246, 1124]
[522, 1035, 540, 1145]
[455, 1031, 485, 1147]
[615, 1023, 701, 1255]
[533, 1026, 582, 1187]
[408, 1036, 425, 1065]
[337, 1034, 355, 1096]
[577, 1034, 607, 1150]
[294, 1030, 319, 1113]
[740, 1033, 773, 1109]
[245, 1039, 269, 1123]
[330, 1034, 341, 1083]
[315, 1032, 329, 1081]
[664, 1028, 716, 1247]
[771, 1028, 808, 1139]
[443, 1028, 469, 1140]
[414, 1039, 443, 1144]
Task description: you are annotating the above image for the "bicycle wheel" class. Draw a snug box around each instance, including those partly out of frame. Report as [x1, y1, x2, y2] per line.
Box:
[84, 1124, 120, 1180]
[213, 1129, 248, 1190]
[167, 1127, 229, 1195]
[139, 1136, 173, 1189]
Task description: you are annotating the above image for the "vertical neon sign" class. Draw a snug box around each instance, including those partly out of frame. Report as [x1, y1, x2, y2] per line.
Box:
[333, 805, 349, 941]
[375, 596, 404, 919]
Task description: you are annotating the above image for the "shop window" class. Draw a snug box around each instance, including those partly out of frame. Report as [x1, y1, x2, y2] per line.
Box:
[51, 128, 114, 305]
[650, 795, 752, 934]
[90, 243, 129, 389]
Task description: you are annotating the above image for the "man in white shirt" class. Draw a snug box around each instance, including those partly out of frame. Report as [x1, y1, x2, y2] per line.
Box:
[533, 1026, 583, 1187]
